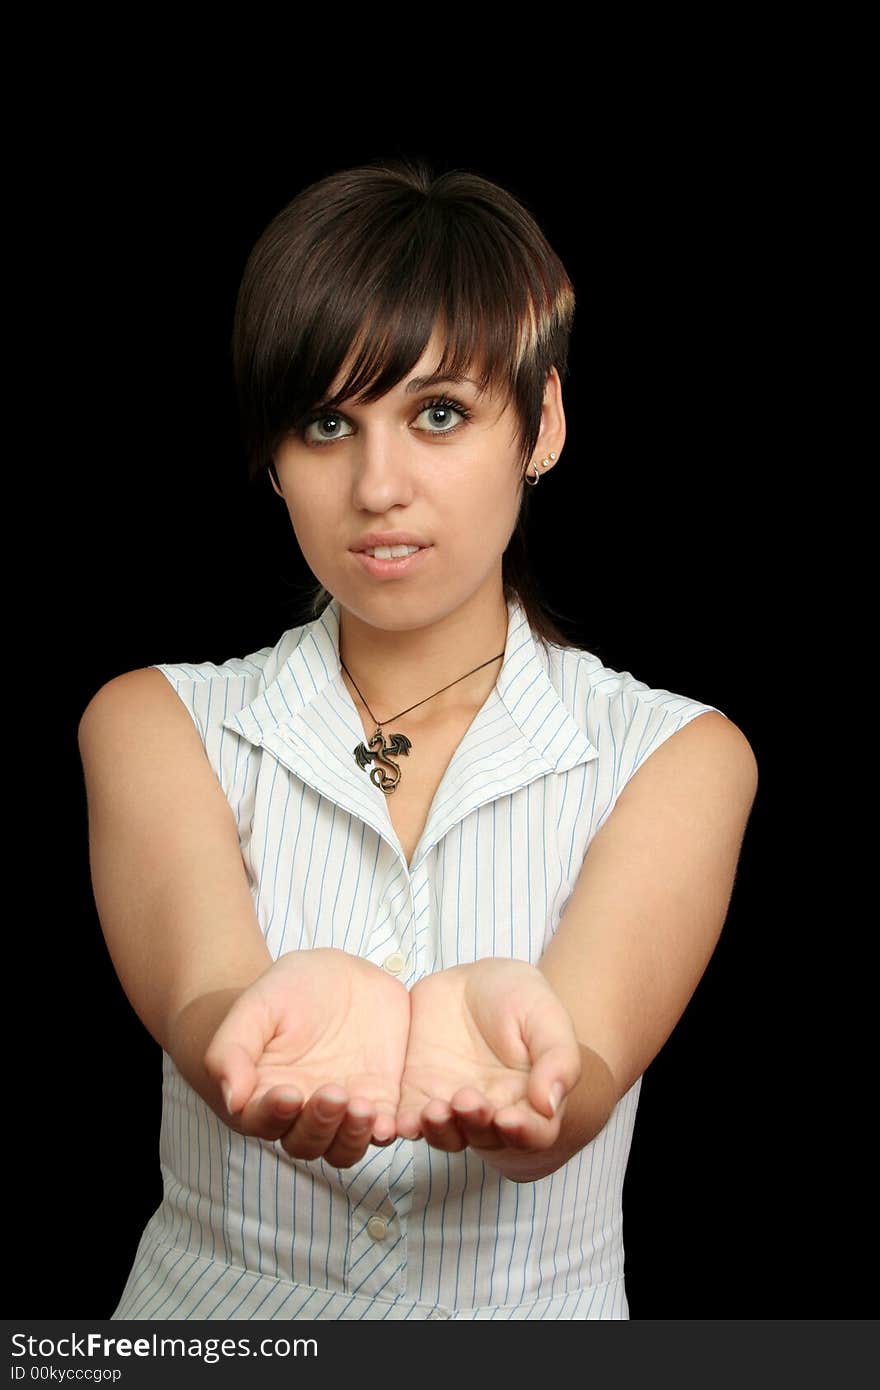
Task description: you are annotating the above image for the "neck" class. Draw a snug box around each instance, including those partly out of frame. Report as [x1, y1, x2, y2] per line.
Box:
[337, 583, 509, 727]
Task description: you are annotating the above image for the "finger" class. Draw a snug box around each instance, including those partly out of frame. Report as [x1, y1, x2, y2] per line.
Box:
[279, 1086, 350, 1161]
[394, 1089, 428, 1145]
[204, 990, 276, 1118]
[492, 1100, 559, 1150]
[449, 1088, 505, 1150]
[231, 1079, 304, 1137]
[237, 1084, 306, 1139]
[420, 1100, 468, 1153]
[322, 1099, 380, 1169]
[204, 993, 270, 1071]
[394, 1106, 422, 1139]
[520, 996, 582, 1119]
[202, 1038, 262, 1119]
[369, 1110, 400, 1146]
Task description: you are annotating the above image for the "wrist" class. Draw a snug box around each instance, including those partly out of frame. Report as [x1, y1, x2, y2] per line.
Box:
[554, 1041, 619, 1159]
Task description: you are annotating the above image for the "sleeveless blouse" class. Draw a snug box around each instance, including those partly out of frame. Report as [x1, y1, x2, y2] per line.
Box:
[111, 594, 725, 1320]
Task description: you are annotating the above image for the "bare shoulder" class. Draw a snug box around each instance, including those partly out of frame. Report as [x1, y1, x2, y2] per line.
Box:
[76, 663, 226, 827]
[672, 710, 752, 751]
[620, 709, 758, 812]
[77, 667, 193, 744]
[640, 709, 755, 773]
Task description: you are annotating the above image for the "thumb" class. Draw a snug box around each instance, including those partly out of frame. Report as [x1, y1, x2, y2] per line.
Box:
[204, 1039, 259, 1116]
[520, 995, 582, 1121]
[203, 995, 269, 1115]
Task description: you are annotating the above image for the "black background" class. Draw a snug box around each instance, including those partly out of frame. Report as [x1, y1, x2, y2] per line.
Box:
[17, 102, 851, 1321]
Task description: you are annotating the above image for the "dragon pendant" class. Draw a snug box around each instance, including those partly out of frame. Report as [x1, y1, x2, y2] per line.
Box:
[353, 727, 413, 795]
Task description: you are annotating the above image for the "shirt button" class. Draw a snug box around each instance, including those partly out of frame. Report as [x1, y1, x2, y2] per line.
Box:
[367, 1215, 389, 1241]
[383, 952, 405, 974]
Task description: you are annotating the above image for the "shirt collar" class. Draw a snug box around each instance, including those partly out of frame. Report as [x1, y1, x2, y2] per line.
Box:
[222, 593, 598, 875]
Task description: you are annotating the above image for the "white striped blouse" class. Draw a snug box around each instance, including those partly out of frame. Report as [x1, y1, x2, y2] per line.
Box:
[111, 592, 726, 1321]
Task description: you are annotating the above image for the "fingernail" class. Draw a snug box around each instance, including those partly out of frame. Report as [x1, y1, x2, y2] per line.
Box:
[549, 1083, 563, 1115]
[222, 1081, 234, 1115]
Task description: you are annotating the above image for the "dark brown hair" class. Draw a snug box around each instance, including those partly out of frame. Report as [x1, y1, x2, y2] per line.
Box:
[231, 156, 581, 651]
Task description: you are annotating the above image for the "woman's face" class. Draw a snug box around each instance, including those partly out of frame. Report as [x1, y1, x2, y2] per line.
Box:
[270, 326, 565, 631]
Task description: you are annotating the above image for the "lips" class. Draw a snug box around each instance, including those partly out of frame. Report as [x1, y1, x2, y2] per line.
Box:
[359, 544, 423, 557]
[352, 545, 433, 579]
[351, 532, 431, 552]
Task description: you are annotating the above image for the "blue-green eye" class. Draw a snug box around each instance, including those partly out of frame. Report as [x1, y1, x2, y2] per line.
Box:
[301, 412, 352, 444]
[416, 396, 473, 434]
[299, 394, 473, 446]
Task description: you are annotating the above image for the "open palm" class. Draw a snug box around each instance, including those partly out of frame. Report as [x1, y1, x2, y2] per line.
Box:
[395, 958, 582, 1162]
[203, 947, 410, 1166]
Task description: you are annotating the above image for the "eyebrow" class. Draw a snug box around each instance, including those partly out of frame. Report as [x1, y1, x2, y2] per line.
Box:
[404, 372, 480, 394]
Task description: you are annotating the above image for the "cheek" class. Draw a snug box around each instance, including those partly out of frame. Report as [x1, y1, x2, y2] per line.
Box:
[282, 485, 332, 533]
[440, 489, 520, 564]
[472, 467, 523, 530]
[283, 500, 324, 561]
[450, 464, 518, 519]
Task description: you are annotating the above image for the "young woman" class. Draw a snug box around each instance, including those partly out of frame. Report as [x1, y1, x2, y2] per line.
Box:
[78, 158, 758, 1321]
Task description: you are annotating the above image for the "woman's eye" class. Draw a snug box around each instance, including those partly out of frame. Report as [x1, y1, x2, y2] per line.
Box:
[415, 398, 470, 434]
[300, 396, 471, 446]
[302, 413, 353, 445]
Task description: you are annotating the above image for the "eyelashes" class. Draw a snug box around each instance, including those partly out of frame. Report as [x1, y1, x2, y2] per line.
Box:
[297, 394, 473, 446]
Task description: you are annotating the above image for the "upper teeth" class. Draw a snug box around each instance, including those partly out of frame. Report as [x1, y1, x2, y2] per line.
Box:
[364, 544, 421, 558]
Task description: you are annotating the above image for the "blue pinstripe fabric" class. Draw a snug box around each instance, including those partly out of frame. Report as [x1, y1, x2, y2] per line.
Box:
[111, 594, 726, 1321]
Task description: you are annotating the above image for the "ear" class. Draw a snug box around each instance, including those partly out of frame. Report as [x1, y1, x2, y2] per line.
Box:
[268, 464, 285, 499]
[536, 367, 566, 462]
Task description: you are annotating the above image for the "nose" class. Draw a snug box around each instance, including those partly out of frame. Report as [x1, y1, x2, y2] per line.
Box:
[349, 427, 416, 514]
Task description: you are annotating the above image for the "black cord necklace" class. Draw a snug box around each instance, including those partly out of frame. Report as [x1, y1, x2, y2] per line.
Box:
[341, 651, 505, 795]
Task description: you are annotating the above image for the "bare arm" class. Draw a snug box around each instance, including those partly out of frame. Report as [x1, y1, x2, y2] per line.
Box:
[77, 668, 273, 1113]
[361, 712, 758, 1180]
[534, 711, 759, 1175]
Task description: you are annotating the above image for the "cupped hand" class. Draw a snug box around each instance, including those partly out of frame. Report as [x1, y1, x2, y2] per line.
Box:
[395, 958, 582, 1175]
[203, 947, 410, 1168]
